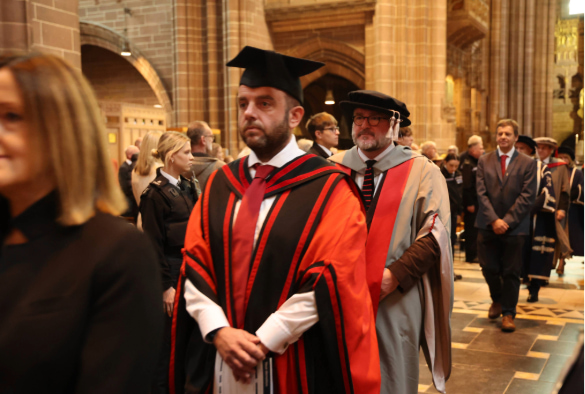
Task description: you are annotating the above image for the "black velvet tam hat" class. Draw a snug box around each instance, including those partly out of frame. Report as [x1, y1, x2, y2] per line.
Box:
[227, 46, 324, 105]
[339, 90, 411, 127]
[558, 146, 575, 161]
[517, 135, 537, 155]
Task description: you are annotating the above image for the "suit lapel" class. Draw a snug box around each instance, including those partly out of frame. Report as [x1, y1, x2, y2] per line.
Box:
[494, 152, 504, 185]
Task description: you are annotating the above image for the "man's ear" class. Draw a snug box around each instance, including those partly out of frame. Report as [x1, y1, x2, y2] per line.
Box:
[288, 106, 305, 129]
[314, 129, 323, 141]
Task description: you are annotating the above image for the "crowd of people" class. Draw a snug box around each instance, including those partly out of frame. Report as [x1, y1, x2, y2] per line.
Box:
[0, 47, 582, 394]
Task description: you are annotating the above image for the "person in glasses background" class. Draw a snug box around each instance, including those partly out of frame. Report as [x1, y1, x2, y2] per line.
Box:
[306, 111, 340, 158]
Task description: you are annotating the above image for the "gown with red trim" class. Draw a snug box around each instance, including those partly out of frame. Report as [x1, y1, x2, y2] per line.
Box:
[169, 154, 381, 394]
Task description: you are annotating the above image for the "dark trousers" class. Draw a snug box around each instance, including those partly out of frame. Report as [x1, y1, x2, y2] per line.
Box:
[464, 210, 478, 261]
[152, 256, 182, 394]
[478, 230, 524, 317]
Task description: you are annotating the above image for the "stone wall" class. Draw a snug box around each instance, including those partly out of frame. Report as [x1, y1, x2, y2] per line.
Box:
[1, 0, 81, 68]
[78, 0, 173, 98]
[82, 45, 159, 106]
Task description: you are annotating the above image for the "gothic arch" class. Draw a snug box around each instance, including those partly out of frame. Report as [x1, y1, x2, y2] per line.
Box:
[79, 21, 172, 124]
[285, 37, 365, 90]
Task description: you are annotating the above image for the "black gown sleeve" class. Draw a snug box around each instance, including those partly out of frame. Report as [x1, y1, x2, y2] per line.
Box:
[75, 228, 164, 393]
[140, 192, 173, 290]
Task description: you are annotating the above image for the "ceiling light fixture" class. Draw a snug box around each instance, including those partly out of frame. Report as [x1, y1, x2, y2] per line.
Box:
[324, 89, 335, 105]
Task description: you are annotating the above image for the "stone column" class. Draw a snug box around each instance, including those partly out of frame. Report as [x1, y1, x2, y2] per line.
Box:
[365, 0, 450, 148]
[0, 0, 80, 68]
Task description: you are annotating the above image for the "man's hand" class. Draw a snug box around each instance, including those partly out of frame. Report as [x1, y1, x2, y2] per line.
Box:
[163, 287, 176, 317]
[380, 268, 399, 300]
[556, 210, 566, 221]
[213, 327, 265, 383]
[467, 205, 475, 213]
[491, 219, 509, 235]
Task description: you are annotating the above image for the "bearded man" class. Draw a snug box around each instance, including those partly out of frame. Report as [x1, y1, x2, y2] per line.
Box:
[169, 47, 380, 394]
[330, 90, 453, 394]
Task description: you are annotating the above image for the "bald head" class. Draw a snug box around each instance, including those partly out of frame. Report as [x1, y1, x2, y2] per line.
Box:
[125, 145, 140, 160]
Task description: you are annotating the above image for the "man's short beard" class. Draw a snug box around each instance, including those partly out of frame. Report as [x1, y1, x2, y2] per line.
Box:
[239, 112, 290, 158]
[352, 129, 392, 152]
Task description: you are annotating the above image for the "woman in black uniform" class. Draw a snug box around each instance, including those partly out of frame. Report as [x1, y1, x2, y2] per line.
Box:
[441, 154, 463, 256]
[0, 53, 163, 393]
[140, 131, 197, 393]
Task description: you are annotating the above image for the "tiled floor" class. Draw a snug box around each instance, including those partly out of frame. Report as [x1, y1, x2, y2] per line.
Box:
[417, 252, 584, 394]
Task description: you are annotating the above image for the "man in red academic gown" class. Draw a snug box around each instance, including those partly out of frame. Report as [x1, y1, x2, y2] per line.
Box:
[169, 47, 380, 394]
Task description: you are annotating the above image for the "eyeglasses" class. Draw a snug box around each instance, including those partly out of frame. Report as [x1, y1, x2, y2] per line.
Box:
[204, 134, 214, 140]
[323, 127, 339, 133]
[352, 116, 390, 127]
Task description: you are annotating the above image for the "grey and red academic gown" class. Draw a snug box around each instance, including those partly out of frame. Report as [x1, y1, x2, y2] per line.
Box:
[526, 160, 557, 280]
[330, 145, 453, 394]
[568, 167, 584, 256]
[169, 154, 381, 394]
[544, 157, 572, 264]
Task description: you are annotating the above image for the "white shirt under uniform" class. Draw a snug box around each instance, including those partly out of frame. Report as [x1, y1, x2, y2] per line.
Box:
[183, 136, 319, 393]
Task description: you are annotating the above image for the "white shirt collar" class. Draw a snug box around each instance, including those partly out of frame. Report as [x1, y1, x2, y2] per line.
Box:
[497, 145, 515, 158]
[247, 135, 305, 169]
[125, 159, 132, 166]
[542, 155, 551, 164]
[160, 169, 180, 187]
[317, 143, 333, 157]
[357, 142, 394, 163]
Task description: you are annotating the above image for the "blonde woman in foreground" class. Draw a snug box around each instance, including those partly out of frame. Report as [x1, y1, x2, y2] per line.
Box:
[0, 53, 163, 393]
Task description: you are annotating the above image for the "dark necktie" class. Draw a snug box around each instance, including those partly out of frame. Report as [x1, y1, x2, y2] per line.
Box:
[500, 155, 508, 177]
[362, 160, 377, 210]
[231, 164, 275, 328]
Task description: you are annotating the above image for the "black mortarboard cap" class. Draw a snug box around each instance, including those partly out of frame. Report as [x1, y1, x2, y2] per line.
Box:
[226, 46, 324, 105]
[339, 90, 412, 127]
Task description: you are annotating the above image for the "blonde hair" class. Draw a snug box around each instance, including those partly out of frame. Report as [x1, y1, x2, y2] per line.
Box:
[135, 131, 163, 176]
[0, 53, 126, 225]
[152, 131, 190, 168]
[467, 135, 483, 147]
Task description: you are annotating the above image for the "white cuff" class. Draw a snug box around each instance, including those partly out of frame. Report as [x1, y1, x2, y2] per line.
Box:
[184, 279, 229, 342]
[255, 291, 319, 355]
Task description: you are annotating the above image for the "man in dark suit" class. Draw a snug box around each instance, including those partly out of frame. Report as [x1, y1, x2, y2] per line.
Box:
[118, 145, 140, 219]
[306, 111, 339, 158]
[476, 119, 536, 332]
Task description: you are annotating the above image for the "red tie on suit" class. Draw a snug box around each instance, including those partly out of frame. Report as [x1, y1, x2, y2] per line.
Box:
[500, 155, 508, 177]
[231, 164, 275, 328]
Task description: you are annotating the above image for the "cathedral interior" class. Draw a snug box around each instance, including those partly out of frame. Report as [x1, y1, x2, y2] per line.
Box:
[1, 1, 583, 393]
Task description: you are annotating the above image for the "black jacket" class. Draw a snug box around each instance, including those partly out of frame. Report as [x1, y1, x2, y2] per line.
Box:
[441, 166, 463, 217]
[461, 154, 479, 208]
[140, 172, 198, 290]
[0, 192, 163, 393]
[118, 161, 138, 218]
[308, 142, 331, 159]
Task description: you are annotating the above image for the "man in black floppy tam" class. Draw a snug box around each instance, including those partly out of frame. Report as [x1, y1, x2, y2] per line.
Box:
[330, 90, 453, 394]
[170, 46, 381, 394]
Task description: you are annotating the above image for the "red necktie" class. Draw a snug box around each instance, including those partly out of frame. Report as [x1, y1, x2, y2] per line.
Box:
[362, 160, 376, 210]
[500, 155, 508, 177]
[231, 164, 275, 328]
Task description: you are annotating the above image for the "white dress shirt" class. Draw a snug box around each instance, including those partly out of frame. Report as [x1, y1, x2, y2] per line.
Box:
[497, 146, 515, 171]
[353, 142, 394, 195]
[317, 143, 333, 157]
[184, 136, 319, 354]
[160, 169, 180, 187]
[125, 159, 132, 166]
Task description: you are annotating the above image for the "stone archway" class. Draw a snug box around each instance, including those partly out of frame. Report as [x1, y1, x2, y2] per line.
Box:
[79, 21, 173, 125]
[285, 37, 365, 90]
